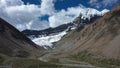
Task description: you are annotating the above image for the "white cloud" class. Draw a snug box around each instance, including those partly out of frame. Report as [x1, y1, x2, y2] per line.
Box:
[0, 0, 83, 31]
[40, 0, 55, 15]
[0, 0, 23, 6]
[0, 0, 50, 31]
[0, 0, 106, 31]
[102, 0, 118, 7]
[89, 0, 97, 4]
[89, 0, 118, 8]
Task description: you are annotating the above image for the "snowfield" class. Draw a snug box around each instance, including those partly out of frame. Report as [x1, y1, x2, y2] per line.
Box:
[32, 31, 67, 49]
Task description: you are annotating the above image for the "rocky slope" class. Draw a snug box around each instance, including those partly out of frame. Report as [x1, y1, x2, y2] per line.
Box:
[42, 3, 120, 61]
[0, 18, 44, 57]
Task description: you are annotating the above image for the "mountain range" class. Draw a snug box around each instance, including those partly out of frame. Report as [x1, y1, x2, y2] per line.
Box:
[22, 8, 108, 49]
[0, 3, 120, 68]
[40, 3, 120, 68]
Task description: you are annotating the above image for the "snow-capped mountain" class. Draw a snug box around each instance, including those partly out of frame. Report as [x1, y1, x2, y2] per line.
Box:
[22, 8, 109, 49]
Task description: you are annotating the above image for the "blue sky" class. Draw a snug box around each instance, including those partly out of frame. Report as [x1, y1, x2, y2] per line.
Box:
[21, 0, 120, 25]
[22, 0, 120, 10]
[0, 0, 120, 31]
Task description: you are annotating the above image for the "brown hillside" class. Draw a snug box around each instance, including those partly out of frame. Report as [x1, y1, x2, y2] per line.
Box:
[46, 4, 120, 59]
[0, 18, 44, 57]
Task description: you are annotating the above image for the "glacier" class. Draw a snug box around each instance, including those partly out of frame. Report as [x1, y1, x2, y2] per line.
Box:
[32, 31, 67, 49]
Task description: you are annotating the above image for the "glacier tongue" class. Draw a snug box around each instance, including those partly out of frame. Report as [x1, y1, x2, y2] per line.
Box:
[32, 31, 67, 49]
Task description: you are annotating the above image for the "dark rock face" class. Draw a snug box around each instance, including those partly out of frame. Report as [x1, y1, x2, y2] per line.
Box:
[22, 23, 74, 37]
[0, 23, 5, 32]
[0, 18, 44, 57]
[73, 14, 102, 32]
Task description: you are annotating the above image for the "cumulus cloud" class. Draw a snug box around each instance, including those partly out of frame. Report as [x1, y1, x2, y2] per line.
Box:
[0, 0, 23, 6]
[40, 0, 55, 15]
[0, 0, 104, 31]
[0, 0, 50, 31]
[89, 0, 118, 8]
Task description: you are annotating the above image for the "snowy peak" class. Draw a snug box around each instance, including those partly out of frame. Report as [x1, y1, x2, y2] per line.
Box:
[22, 8, 109, 49]
[101, 9, 110, 14]
[73, 8, 109, 27]
[77, 8, 109, 19]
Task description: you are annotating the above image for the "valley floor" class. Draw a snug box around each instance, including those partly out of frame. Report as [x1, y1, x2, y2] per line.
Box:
[53, 58, 98, 68]
[39, 56, 100, 68]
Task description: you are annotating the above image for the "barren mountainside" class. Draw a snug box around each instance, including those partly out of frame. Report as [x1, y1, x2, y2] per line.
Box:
[0, 18, 44, 57]
[43, 4, 120, 60]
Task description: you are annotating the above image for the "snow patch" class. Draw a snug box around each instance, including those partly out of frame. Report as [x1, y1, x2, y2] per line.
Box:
[101, 9, 109, 15]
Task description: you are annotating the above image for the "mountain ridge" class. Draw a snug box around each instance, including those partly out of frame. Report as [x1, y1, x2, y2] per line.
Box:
[0, 18, 44, 57]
